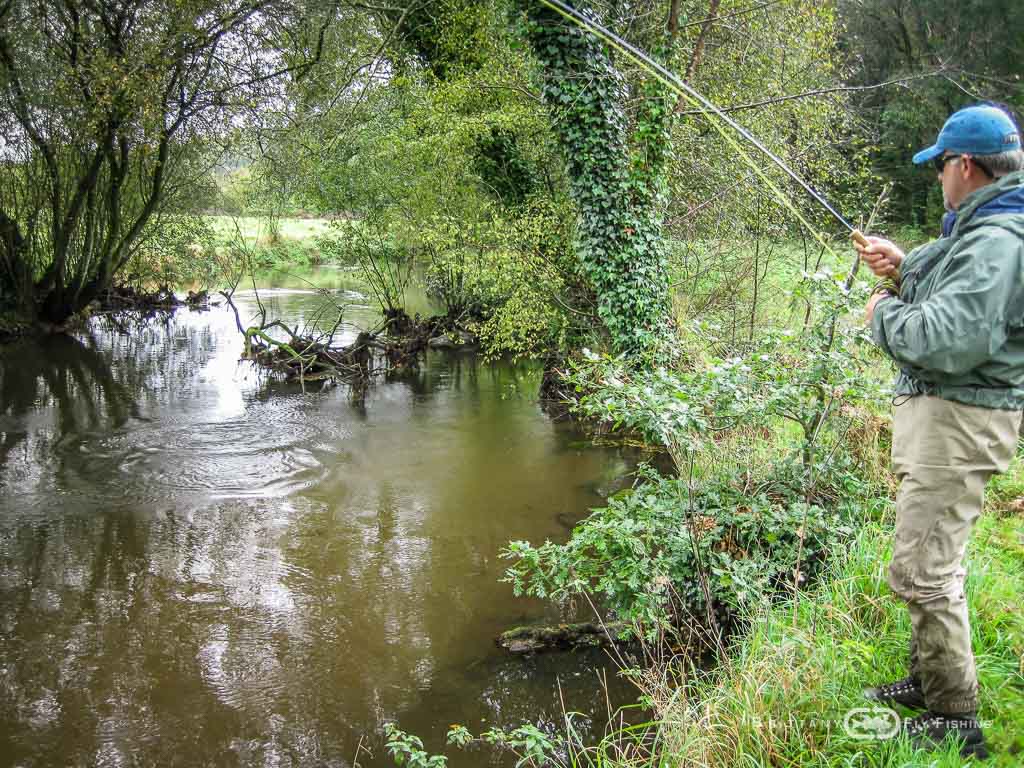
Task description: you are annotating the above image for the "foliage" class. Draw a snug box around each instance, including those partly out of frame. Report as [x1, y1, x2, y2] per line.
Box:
[569, 264, 888, 466]
[418, 207, 499, 319]
[123, 214, 220, 290]
[380, 0, 494, 80]
[662, 0, 878, 334]
[239, 0, 877, 367]
[384, 723, 448, 768]
[263, 20, 598, 356]
[474, 197, 595, 359]
[448, 723, 559, 767]
[324, 218, 411, 313]
[0, 0, 331, 323]
[504, 462, 866, 633]
[503, 269, 891, 632]
[391, 714, 667, 767]
[838, 0, 1024, 224]
[515, 0, 676, 361]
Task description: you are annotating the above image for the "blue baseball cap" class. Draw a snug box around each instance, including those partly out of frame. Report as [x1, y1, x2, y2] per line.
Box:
[912, 105, 1021, 165]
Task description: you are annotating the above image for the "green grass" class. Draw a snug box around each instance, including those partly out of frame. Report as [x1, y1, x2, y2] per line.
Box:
[205, 214, 342, 245]
[655, 491, 1024, 766]
[201, 215, 359, 270]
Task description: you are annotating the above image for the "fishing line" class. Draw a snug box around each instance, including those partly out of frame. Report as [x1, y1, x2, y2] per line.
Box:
[537, 0, 870, 259]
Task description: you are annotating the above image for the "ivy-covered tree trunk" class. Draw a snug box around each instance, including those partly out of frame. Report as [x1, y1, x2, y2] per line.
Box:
[516, 1, 675, 361]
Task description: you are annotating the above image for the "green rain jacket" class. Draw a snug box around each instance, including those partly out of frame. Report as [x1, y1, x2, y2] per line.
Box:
[872, 170, 1024, 410]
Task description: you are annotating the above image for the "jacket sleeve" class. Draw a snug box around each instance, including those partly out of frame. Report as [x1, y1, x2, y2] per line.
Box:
[871, 227, 1024, 377]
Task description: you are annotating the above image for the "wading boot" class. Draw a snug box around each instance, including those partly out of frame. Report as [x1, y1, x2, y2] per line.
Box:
[863, 675, 926, 710]
[904, 711, 989, 760]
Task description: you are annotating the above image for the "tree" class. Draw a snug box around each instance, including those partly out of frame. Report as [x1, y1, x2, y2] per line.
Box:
[0, 0, 332, 324]
[514, 0, 679, 361]
[255, 0, 597, 360]
[839, 0, 1024, 224]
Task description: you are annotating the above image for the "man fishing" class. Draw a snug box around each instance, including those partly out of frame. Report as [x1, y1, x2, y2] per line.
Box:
[533, 2, 1023, 754]
[857, 103, 1024, 760]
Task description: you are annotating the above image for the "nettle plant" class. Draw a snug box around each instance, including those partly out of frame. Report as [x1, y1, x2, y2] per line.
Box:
[384, 722, 560, 768]
[503, 264, 891, 633]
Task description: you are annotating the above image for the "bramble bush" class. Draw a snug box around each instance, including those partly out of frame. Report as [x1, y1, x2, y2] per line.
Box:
[502, 264, 893, 636]
[505, 461, 869, 633]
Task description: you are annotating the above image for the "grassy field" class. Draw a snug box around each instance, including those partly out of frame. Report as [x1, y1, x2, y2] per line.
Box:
[205, 215, 342, 245]
[655, 458, 1024, 767]
[200, 215, 354, 271]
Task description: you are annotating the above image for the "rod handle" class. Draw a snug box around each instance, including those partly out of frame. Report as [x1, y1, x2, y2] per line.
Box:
[851, 229, 870, 248]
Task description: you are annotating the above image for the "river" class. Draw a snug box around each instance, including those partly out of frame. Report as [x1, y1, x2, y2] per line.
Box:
[0, 268, 650, 767]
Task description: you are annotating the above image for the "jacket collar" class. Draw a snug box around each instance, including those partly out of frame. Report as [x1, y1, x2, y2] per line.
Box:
[945, 170, 1024, 237]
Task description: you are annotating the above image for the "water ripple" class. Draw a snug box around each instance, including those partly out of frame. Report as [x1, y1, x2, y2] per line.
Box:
[58, 409, 338, 503]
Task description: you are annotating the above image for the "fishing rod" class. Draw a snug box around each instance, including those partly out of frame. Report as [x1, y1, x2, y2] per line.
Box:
[536, 0, 872, 259]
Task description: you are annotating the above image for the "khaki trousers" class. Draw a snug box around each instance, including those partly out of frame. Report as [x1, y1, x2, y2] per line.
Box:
[889, 395, 1021, 714]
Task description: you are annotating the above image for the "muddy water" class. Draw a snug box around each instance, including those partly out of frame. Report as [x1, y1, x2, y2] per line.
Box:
[0, 269, 649, 767]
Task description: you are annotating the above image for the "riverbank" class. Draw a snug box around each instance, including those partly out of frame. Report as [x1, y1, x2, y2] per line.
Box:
[657, 462, 1024, 766]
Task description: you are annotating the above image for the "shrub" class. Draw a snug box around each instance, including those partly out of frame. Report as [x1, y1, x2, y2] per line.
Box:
[503, 265, 892, 636]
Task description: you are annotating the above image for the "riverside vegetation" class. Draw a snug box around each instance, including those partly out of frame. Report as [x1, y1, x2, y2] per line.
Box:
[2, 1, 1022, 767]
[380, 267, 1024, 766]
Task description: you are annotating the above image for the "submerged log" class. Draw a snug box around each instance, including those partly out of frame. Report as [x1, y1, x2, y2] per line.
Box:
[497, 621, 628, 654]
[221, 287, 485, 392]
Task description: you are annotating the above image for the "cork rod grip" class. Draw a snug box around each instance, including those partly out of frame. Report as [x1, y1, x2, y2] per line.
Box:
[851, 229, 870, 248]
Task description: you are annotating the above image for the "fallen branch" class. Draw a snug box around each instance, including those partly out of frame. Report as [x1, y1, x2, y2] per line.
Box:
[497, 621, 629, 654]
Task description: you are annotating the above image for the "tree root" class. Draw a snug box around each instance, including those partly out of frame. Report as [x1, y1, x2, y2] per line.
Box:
[242, 326, 378, 385]
[222, 293, 481, 391]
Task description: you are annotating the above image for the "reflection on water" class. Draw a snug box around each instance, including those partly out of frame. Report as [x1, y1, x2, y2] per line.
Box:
[0, 276, 648, 767]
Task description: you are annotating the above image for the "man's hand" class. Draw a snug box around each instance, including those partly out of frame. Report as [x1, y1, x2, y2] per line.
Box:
[865, 290, 892, 324]
[856, 236, 905, 277]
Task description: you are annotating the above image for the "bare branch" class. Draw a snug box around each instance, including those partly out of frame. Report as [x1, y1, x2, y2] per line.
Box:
[676, 69, 948, 116]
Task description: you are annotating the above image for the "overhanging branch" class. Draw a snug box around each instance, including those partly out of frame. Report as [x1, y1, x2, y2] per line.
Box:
[676, 70, 949, 116]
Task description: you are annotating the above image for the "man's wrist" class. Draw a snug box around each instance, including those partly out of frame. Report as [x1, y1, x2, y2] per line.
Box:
[871, 275, 901, 299]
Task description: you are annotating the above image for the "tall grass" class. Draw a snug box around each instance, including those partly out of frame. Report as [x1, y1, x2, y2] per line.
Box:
[649, 506, 1024, 766]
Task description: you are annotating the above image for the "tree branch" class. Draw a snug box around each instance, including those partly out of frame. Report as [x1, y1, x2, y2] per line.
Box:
[676, 70, 948, 116]
[686, 0, 722, 82]
[679, 0, 787, 31]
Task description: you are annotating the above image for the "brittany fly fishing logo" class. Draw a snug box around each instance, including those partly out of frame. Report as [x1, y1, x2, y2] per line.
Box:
[842, 707, 901, 740]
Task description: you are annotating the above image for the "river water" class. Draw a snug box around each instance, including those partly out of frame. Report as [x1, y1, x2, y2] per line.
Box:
[0, 268, 649, 767]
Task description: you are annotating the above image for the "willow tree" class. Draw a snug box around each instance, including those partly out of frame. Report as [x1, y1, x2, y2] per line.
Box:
[515, 0, 679, 361]
[0, 0, 332, 324]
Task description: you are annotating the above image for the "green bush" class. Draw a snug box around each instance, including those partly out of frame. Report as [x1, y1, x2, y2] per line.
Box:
[504, 461, 868, 634]
[503, 267, 892, 636]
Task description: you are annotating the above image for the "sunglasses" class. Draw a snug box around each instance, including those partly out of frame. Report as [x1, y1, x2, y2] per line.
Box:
[933, 153, 994, 177]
